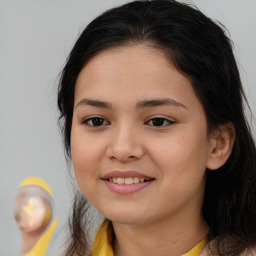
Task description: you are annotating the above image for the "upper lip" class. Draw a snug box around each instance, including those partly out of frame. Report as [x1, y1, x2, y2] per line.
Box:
[102, 171, 154, 180]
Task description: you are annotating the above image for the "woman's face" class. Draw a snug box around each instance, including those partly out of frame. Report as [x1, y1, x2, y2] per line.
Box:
[71, 45, 213, 225]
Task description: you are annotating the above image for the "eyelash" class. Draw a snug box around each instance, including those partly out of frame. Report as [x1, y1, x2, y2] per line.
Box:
[146, 118, 175, 127]
[82, 117, 110, 127]
[81, 116, 175, 127]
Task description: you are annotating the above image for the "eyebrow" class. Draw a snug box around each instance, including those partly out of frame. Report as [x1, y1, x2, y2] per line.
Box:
[136, 98, 187, 109]
[76, 99, 112, 109]
[76, 98, 187, 110]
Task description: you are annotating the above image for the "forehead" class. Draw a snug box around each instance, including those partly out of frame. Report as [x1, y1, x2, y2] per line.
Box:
[79, 44, 173, 82]
[74, 44, 204, 114]
[76, 45, 188, 92]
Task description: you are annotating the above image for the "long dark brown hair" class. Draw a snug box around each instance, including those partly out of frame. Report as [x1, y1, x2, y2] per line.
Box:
[58, 1, 256, 255]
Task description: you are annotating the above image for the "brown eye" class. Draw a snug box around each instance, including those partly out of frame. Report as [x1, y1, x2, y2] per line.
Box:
[83, 117, 110, 127]
[146, 118, 174, 127]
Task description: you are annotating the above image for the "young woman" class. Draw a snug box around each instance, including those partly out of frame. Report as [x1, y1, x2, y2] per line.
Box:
[57, 0, 256, 255]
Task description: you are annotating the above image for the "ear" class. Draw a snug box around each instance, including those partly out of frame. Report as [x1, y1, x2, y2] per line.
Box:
[206, 123, 235, 170]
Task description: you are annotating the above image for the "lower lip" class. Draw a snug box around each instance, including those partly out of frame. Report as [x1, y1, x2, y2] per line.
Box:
[103, 179, 154, 194]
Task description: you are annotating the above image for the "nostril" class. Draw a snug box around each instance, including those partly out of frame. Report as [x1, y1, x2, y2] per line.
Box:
[105, 138, 145, 162]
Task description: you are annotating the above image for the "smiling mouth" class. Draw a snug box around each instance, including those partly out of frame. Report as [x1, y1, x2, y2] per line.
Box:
[103, 173, 155, 194]
[107, 177, 153, 184]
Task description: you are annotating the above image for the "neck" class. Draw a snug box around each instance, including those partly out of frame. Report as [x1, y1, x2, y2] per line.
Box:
[113, 212, 208, 256]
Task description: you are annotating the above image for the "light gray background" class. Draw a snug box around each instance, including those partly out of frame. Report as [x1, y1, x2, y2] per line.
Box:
[1, 0, 255, 255]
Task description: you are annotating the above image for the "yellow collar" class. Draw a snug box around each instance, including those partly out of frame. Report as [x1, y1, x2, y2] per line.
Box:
[92, 220, 205, 256]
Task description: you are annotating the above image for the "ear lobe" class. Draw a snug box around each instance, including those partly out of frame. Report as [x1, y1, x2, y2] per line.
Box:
[206, 123, 235, 170]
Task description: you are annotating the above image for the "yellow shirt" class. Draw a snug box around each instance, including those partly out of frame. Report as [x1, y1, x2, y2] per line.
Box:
[91, 220, 206, 256]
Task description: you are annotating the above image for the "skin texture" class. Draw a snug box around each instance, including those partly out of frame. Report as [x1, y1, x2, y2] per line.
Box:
[71, 44, 234, 256]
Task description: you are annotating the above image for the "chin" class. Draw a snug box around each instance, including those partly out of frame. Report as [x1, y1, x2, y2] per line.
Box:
[103, 210, 150, 226]
[91, 199, 154, 225]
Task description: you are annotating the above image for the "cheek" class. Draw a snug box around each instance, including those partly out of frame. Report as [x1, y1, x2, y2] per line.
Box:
[148, 127, 209, 177]
[70, 127, 102, 188]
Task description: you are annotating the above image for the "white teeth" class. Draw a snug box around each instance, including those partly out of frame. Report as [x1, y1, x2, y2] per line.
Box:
[125, 177, 133, 185]
[117, 177, 125, 184]
[109, 177, 147, 184]
[133, 177, 139, 184]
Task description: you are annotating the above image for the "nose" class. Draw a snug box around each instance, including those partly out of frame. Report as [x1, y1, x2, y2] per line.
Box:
[105, 123, 145, 162]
